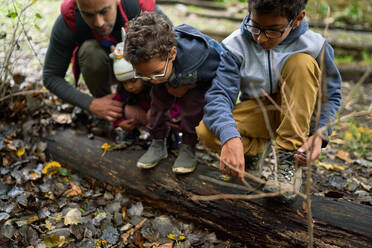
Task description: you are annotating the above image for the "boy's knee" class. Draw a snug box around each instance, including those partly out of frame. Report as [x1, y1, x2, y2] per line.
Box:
[283, 53, 320, 76]
[196, 121, 221, 151]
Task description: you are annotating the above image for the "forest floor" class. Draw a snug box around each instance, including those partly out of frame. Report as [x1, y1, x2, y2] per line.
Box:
[0, 0, 371, 247]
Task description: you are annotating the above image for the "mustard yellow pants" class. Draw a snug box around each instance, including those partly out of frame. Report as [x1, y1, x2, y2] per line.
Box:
[196, 53, 321, 156]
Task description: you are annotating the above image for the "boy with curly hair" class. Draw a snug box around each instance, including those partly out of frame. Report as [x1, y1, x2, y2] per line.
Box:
[196, 0, 342, 200]
[124, 12, 221, 174]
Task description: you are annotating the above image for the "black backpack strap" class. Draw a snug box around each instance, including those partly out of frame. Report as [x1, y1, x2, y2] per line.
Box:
[121, 0, 141, 20]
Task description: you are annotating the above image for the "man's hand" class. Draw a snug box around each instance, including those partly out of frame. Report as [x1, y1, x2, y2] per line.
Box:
[294, 135, 322, 166]
[220, 137, 245, 180]
[89, 93, 123, 122]
[118, 119, 136, 132]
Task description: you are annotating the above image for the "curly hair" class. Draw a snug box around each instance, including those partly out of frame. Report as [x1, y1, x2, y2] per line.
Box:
[124, 12, 177, 65]
[248, 0, 308, 21]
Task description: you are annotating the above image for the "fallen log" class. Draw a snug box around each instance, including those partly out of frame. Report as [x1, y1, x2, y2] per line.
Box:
[46, 129, 372, 247]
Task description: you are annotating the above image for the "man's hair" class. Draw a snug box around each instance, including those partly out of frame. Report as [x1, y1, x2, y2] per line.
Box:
[248, 0, 308, 20]
[124, 12, 177, 65]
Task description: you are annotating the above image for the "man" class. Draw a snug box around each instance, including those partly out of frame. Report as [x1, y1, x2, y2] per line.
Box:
[43, 0, 167, 122]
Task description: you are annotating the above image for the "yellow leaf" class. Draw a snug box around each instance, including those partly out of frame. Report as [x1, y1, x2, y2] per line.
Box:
[332, 164, 345, 171]
[316, 162, 344, 171]
[336, 150, 353, 164]
[42, 161, 62, 174]
[167, 234, 176, 240]
[344, 131, 353, 140]
[16, 148, 25, 157]
[45, 219, 53, 231]
[358, 127, 372, 134]
[101, 143, 112, 151]
[179, 234, 186, 241]
[27, 216, 39, 223]
[220, 174, 232, 181]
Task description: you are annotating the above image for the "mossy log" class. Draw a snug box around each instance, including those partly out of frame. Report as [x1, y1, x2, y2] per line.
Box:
[46, 129, 372, 247]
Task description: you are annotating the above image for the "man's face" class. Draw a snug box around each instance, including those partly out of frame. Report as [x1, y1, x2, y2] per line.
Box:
[77, 0, 118, 36]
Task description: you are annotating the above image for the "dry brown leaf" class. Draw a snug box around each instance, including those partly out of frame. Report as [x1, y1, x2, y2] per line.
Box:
[336, 150, 353, 164]
[64, 182, 83, 197]
[296, 209, 305, 219]
[121, 207, 127, 220]
[156, 243, 173, 248]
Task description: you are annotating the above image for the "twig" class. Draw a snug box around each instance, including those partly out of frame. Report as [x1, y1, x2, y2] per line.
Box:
[191, 191, 291, 201]
[0, 89, 48, 103]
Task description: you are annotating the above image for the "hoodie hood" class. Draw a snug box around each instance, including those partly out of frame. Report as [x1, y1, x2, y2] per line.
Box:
[240, 14, 309, 46]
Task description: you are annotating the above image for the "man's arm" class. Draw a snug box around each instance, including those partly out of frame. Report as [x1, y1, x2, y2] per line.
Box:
[43, 15, 94, 110]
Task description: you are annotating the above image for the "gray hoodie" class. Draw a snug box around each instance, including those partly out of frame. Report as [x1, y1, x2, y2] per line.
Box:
[203, 17, 342, 146]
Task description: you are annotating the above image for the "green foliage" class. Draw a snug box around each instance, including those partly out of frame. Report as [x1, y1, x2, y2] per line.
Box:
[343, 119, 372, 158]
[343, 0, 364, 23]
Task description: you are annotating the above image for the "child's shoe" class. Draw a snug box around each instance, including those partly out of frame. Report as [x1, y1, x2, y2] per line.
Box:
[137, 139, 168, 169]
[172, 143, 197, 174]
[262, 149, 302, 201]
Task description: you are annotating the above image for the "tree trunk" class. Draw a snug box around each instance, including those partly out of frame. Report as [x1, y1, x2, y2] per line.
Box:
[46, 129, 372, 247]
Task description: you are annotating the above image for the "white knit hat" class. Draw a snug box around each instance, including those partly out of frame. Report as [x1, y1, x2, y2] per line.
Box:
[109, 28, 135, 82]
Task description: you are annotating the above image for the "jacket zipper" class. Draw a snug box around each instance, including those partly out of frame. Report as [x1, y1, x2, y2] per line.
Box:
[267, 50, 273, 94]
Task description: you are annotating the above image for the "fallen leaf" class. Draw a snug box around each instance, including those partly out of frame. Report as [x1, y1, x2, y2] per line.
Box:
[330, 138, 345, 145]
[64, 182, 82, 197]
[101, 143, 112, 151]
[52, 113, 72, 124]
[45, 219, 53, 231]
[296, 209, 305, 219]
[344, 131, 353, 141]
[336, 150, 353, 164]
[42, 161, 62, 175]
[28, 171, 40, 180]
[122, 207, 127, 220]
[2, 157, 9, 166]
[358, 127, 372, 134]
[167, 234, 176, 240]
[27, 216, 39, 223]
[16, 148, 25, 157]
[361, 182, 372, 192]
[156, 243, 173, 248]
[316, 162, 345, 171]
[64, 208, 82, 225]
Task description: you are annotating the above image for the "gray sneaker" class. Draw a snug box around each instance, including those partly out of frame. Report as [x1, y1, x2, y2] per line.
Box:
[172, 143, 197, 174]
[262, 149, 302, 200]
[137, 139, 167, 169]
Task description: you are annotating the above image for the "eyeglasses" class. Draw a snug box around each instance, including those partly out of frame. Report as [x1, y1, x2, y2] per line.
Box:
[134, 56, 170, 81]
[245, 15, 293, 39]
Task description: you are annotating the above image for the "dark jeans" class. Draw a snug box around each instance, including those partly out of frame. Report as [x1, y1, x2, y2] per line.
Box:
[149, 84, 207, 147]
[78, 39, 115, 97]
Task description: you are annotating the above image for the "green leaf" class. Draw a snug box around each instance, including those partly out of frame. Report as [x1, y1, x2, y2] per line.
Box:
[6, 12, 18, 18]
[34, 24, 41, 30]
[35, 13, 42, 19]
[58, 168, 69, 177]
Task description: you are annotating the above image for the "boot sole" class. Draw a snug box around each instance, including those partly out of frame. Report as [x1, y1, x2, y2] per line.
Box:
[136, 154, 168, 169]
[172, 165, 196, 174]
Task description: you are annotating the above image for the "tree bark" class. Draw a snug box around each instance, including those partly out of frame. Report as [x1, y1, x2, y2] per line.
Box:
[46, 129, 372, 247]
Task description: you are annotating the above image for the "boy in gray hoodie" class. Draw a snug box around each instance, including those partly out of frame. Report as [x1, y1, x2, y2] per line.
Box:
[197, 0, 341, 200]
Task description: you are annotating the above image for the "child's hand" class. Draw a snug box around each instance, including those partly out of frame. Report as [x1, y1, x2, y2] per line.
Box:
[166, 84, 196, 97]
[118, 119, 136, 132]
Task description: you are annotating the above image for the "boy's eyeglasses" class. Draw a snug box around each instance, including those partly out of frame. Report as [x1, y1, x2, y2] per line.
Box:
[245, 16, 293, 39]
[134, 56, 170, 81]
